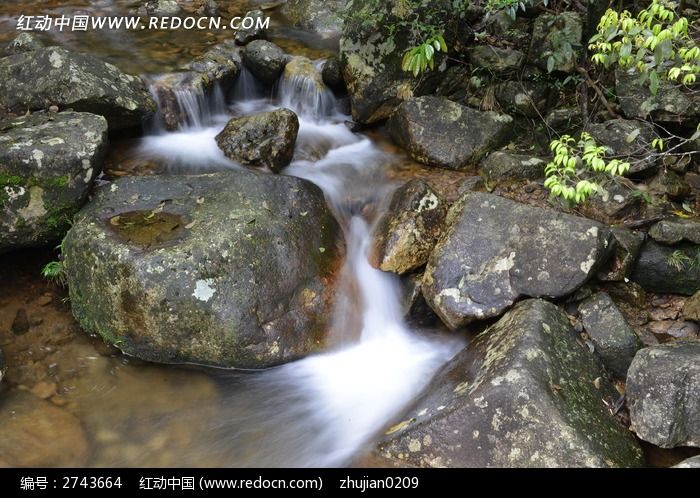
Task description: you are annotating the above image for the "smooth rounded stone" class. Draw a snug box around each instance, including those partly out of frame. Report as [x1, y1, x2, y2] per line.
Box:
[281, 0, 345, 36]
[423, 192, 613, 328]
[673, 455, 700, 468]
[627, 342, 700, 448]
[0, 112, 108, 253]
[649, 218, 700, 245]
[387, 96, 513, 170]
[587, 119, 659, 176]
[630, 241, 700, 295]
[242, 40, 288, 85]
[0, 47, 156, 130]
[321, 56, 344, 90]
[615, 68, 700, 124]
[495, 80, 552, 118]
[528, 12, 583, 73]
[3, 32, 44, 56]
[376, 299, 644, 467]
[368, 180, 447, 274]
[578, 292, 643, 378]
[235, 10, 268, 45]
[63, 170, 343, 369]
[479, 151, 547, 183]
[0, 390, 89, 466]
[683, 291, 700, 322]
[596, 227, 645, 282]
[467, 45, 523, 74]
[215, 108, 299, 173]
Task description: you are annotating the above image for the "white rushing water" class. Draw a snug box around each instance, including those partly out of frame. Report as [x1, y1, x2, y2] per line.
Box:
[135, 60, 462, 466]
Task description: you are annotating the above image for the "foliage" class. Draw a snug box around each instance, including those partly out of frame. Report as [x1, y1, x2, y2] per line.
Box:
[544, 132, 631, 204]
[666, 249, 700, 271]
[401, 34, 448, 76]
[41, 260, 66, 286]
[589, 0, 700, 94]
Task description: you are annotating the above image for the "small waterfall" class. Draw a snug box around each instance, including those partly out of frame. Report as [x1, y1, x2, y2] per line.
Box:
[276, 56, 338, 120]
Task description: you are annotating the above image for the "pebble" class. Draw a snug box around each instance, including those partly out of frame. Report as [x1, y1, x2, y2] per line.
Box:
[11, 309, 30, 335]
[48, 105, 59, 113]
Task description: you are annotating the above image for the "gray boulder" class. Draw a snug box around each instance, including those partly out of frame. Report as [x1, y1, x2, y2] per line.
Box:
[215, 108, 299, 173]
[0, 47, 156, 130]
[630, 241, 700, 295]
[495, 80, 552, 118]
[0, 112, 108, 253]
[467, 45, 523, 74]
[596, 227, 645, 282]
[673, 455, 700, 468]
[649, 218, 700, 245]
[587, 119, 659, 176]
[235, 10, 268, 45]
[578, 292, 643, 378]
[369, 180, 447, 274]
[3, 33, 44, 56]
[423, 192, 613, 328]
[387, 96, 512, 170]
[377, 299, 644, 467]
[282, 0, 345, 36]
[627, 342, 700, 448]
[528, 12, 583, 73]
[63, 170, 344, 369]
[480, 151, 547, 183]
[242, 40, 288, 85]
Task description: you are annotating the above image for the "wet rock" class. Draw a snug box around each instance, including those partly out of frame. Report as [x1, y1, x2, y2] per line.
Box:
[578, 292, 642, 378]
[627, 342, 700, 448]
[596, 227, 644, 281]
[673, 455, 700, 468]
[377, 299, 644, 467]
[11, 309, 30, 335]
[215, 108, 299, 173]
[630, 241, 700, 295]
[63, 170, 343, 369]
[0, 390, 89, 466]
[387, 96, 512, 170]
[683, 291, 700, 322]
[282, 0, 345, 36]
[400, 273, 438, 326]
[2, 33, 44, 56]
[587, 119, 659, 176]
[0, 112, 108, 253]
[615, 68, 700, 124]
[140, 0, 181, 15]
[480, 151, 546, 183]
[242, 40, 288, 85]
[467, 45, 524, 74]
[495, 80, 551, 118]
[235, 10, 268, 45]
[0, 47, 156, 130]
[423, 192, 612, 328]
[649, 218, 700, 244]
[321, 56, 344, 90]
[31, 381, 57, 399]
[528, 12, 583, 73]
[369, 180, 447, 274]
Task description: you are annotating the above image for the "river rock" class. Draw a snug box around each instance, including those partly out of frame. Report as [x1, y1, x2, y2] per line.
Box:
[0, 47, 156, 130]
[596, 227, 644, 281]
[630, 240, 700, 295]
[528, 12, 583, 73]
[369, 180, 447, 274]
[649, 170, 691, 200]
[673, 455, 700, 468]
[282, 0, 345, 36]
[578, 292, 643, 378]
[587, 119, 659, 176]
[139, 0, 181, 15]
[467, 45, 523, 74]
[242, 40, 288, 85]
[3, 33, 44, 56]
[387, 96, 512, 170]
[649, 218, 700, 244]
[495, 80, 552, 118]
[63, 170, 343, 369]
[683, 291, 700, 322]
[423, 192, 612, 328]
[480, 152, 546, 183]
[377, 299, 644, 467]
[627, 342, 700, 448]
[0, 112, 108, 253]
[400, 273, 438, 326]
[0, 390, 89, 466]
[215, 108, 299, 172]
[235, 10, 268, 45]
[321, 56, 344, 90]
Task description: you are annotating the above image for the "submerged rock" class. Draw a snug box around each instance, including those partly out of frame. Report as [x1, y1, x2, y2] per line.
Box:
[423, 192, 612, 328]
[387, 96, 512, 170]
[63, 170, 344, 369]
[0, 47, 156, 130]
[627, 342, 700, 448]
[0, 112, 108, 253]
[630, 240, 700, 295]
[215, 108, 299, 172]
[369, 180, 447, 274]
[242, 40, 288, 85]
[377, 299, 644, 467]
[578, 292, 642, 378]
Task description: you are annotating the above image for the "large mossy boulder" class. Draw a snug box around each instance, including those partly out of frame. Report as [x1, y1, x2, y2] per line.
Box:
[63, 170, 344, 369]
[386, 96, 512, 170]
[0, 47, 156, 130]
[377, 299, 644, 467]
[0, 112, 108, 254]
[627, 342, 700, 448]
[423, 192, 612, 328]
